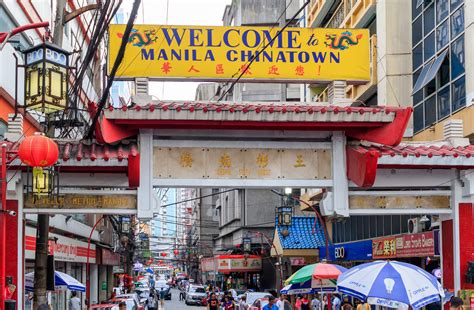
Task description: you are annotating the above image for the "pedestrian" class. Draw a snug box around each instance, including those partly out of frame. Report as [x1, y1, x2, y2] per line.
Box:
[276, 295, 287, 310]
[312, 295, 321, 310]
[332, 295, 342, 310]
[322, 295, 328, 310]
[263, 296, 279, 310]
[296, 296, 302, 310]
[239, 295, 248, 310]
[159, 287, 166, 307]
[208, 293, 220, 310]
[450, 297, 464, 310]
[223, 295, 236, 310]
[179, 286, 185, 301]
[69, 291, 81, 310]
[341, 297, 353, 310]
[148, 290, 158, 310]
[301, 294, 311, 310]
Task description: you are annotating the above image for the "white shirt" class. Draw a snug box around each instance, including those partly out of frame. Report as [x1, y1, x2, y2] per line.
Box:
[69, 296, 81, 310]
[276, 299, 285, 310]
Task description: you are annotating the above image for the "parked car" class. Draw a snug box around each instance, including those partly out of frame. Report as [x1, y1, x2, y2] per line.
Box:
[91, 305, 120, 310]
[243, 293, 272, 306]
[108, 297, 142, 310]
[249, 297, 270, 310]
[114, 293, 146, 309]
[155, 280, 172, 300]
[185, 284, 208, 305]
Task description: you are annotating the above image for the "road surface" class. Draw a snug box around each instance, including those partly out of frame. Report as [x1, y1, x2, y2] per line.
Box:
[161, 288, 207, 310]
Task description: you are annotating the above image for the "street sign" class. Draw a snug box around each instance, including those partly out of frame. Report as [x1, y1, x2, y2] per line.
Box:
[109, 25, 370, 83]
[24, 194, 137, 209]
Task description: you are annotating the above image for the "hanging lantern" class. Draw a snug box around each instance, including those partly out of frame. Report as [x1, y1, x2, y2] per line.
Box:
[22, 42, 70, 113]
[18, 133, 59, 167]
[18, 133, 59, 197]
[243, 237, 251, 252]
[174, 249, 179, 256]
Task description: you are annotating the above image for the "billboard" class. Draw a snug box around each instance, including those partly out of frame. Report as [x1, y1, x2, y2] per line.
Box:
[108, 25, 370, 83]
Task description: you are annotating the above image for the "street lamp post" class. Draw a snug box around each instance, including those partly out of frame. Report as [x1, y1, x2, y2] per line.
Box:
[86, 215, 105, 309]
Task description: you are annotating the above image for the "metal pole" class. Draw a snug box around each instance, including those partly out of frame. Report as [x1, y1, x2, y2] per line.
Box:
[1, 144, 7, 308]
[86, 215, 105, 309]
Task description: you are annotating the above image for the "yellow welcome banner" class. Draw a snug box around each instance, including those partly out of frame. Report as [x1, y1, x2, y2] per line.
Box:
[108, 25, 370, 83]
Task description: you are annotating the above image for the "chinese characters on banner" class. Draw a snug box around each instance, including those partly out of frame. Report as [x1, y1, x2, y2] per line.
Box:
[372, 231, 436, 259]
[109, 25, 370, 82]
[153, 147, 332, 180]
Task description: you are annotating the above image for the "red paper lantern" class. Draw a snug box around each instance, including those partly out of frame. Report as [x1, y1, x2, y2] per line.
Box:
[160, 252, 167, 257]
[18, 133, 59, 167]
[174, 249, 179, 255]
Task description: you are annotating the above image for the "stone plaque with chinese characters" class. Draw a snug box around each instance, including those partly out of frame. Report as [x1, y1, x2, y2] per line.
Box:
[153, 147, 331, 180]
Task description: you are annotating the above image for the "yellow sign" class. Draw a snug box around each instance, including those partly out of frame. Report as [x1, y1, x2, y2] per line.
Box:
[24, 194, 137, 209]
[109, 25, 370, 82]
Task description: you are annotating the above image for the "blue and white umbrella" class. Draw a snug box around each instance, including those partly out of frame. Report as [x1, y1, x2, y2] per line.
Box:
[337, 261, 444, 309]
[25, 271, 86, 292]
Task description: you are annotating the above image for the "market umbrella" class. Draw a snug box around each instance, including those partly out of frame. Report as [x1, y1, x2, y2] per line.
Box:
[337, 261, 444, 309]
[281, 279, 338, 295]
[287, 262, 347, 284]
[25, 271, 86, 292]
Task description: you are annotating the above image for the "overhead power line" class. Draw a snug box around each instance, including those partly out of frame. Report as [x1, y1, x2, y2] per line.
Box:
[84, 0, 141, 139]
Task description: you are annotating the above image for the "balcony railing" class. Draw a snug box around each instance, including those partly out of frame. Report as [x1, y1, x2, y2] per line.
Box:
[313, 0, 376, 29]
[316, 34, 377, 102]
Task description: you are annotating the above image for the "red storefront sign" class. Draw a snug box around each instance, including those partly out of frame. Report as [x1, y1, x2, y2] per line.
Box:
[373, 231, 435, 259]
[100, 249, 121, 266]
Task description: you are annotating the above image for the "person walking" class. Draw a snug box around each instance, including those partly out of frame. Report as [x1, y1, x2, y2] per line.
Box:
[301, 295, 311, 310]
[159, 287, 166, 308]
[239, 295, 248, 310]
[276, 295, 287, 310]
[69, 291, 81, 310]
[332, 295, 342, 310]
[208, 293, 220, 310]
[341, 297, 353, 310]
[148, 290, 158, 310]
[263, 296, 279, 310]
[223, 296, 236, 310]
[312, 295, 321, 310]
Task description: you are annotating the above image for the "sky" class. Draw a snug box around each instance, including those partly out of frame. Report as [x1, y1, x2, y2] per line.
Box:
[122, 0, 231, 101]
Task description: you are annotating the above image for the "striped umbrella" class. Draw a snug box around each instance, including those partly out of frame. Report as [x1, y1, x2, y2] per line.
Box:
[287, 262, 347, 285]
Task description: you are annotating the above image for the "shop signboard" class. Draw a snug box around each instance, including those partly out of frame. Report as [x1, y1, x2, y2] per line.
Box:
[101, 249, 121, 266]
[201, 257, 216, 272]
[24, 194, 137, 209]
[25, 226, 96, 263]
[109, 25, 370, 83]
[372, 231, 436, 259]
[290, 257, 306, 266]
[215, 255, 262, 273]
[319, 240, 372, 261]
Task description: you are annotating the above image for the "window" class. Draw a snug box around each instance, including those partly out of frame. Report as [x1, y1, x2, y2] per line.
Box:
[0, 5, 32, 50]
[412, 0, 465, 133]
[0, 119, 6, 140]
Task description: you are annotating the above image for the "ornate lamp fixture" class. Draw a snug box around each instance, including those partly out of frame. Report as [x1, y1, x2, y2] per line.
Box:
[22, 43, 70, 114]
[18, 133, 59, 198]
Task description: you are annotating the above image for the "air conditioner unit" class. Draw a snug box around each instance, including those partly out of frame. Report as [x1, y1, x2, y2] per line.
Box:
[408, 218, 422, 234]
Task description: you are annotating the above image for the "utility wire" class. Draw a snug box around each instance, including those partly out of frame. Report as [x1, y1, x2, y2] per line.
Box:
[84, 0, 141, 139]
[217, 0, 310, 101]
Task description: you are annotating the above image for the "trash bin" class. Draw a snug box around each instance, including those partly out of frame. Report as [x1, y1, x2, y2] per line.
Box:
[5, 299, 16, 310]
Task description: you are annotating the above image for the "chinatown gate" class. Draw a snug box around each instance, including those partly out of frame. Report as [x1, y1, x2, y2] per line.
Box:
[3, 24, 474, 308]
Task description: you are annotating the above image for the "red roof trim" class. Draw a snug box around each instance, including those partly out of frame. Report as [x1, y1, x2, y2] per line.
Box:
[346, 108, 413, 146]
[346, 146, 379, 187]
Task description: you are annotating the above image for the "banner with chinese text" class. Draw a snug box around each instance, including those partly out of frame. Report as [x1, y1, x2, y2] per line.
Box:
[372, 231, 436, 259]
[109, 25, 370, 82]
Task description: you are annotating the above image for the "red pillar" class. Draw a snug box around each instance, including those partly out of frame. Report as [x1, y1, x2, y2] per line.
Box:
[5, 200, 19, 302]
[442, 203, 474, 294]
[458, 203, 474, 290]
